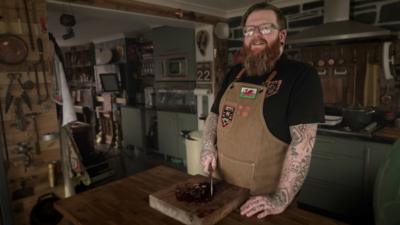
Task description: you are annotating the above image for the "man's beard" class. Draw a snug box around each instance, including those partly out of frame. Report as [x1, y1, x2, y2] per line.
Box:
[243, 37, 281, 76]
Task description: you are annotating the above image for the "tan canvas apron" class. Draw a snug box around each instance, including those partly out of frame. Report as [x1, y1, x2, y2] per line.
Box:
[217, 68, 288, 195]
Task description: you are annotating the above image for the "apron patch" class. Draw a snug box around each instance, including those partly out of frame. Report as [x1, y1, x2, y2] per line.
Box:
[265, 80, 282, 98]
[221, 105, 235, 127]
[240, 87, 257, 99]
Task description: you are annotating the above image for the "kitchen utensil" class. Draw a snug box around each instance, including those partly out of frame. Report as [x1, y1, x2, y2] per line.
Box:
[30, 193, 62, 225]
[37, 38, 49, 101]
[327, 48, 335, 66]
[342, 106, 375, 131]
[319, 115, 343, 126]
[338, 47, 345, 65]
[149, 175, 248, 225]
[15, 0, 22, 34]
[0, 34, 28, 65]
[208, 166, 213, 197]
[22, 0, 34, 50]
[0, 94, 9, 163]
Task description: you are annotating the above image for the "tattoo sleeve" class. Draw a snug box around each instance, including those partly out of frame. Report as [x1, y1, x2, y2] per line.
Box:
[269, 123, 318, 210]
[202, 112, 218, 153]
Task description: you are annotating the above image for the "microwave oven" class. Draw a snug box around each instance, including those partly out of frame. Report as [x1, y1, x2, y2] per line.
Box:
[158, 54, 189, 80]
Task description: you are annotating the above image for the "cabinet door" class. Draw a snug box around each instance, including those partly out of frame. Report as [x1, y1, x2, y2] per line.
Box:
[364, 142, 392, 205]
[157, 111, 178, 157]
[121, 107, 144, 149]
[308, 135, 365, 188]
[298, 135, 366, 219]
[176, 113, 198, 160]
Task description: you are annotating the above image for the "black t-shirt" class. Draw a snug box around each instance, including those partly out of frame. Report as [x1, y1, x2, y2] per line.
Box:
[211, 55, 325, 144]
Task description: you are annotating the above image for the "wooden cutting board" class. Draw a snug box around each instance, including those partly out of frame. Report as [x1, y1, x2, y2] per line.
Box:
[149, 175, 249, 225]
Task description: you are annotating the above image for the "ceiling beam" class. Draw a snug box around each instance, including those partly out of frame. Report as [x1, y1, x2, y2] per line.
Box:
[50, 0, 226, 24]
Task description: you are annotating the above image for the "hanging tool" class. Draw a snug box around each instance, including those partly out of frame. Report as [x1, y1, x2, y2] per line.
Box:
[5, 74, 15, 113]
[26, 112, 41, 154]
[0, 93, 9, 164]
[15, 0, 23, 34]
[28, 112, 41, 154]
[33, 63, 43, 104]
[36, 38, 49, 102]
[5, 73, 32, 113]
[12, 97, 29, 131]
[22, 0, 35, 51]
[16, 142, 33, 171]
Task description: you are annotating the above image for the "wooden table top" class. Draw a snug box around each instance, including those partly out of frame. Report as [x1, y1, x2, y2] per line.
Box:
[54, 165, 347, 225]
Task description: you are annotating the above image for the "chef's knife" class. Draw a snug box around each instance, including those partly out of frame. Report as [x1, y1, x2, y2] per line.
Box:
[208, 166, 213, 197]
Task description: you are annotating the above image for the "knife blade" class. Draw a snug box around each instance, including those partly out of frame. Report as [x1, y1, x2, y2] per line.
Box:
[208, 166, 213, 197]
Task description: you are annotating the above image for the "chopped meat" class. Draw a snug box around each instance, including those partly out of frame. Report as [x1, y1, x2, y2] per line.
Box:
[175, 182, 213, 203]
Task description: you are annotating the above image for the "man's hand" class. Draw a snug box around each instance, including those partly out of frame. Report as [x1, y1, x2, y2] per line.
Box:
[201, 149, 217, 174]
[240, 194, 286, 219]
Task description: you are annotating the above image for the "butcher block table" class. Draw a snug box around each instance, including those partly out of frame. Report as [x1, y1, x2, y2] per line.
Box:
[54, 165, 347, 225]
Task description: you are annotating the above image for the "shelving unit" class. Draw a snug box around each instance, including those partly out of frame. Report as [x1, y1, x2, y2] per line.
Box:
[62, 43, 97, 139]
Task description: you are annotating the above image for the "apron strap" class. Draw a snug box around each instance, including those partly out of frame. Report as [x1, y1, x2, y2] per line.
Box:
[234, 68, 246, 81]
[262, 70, 277, 86]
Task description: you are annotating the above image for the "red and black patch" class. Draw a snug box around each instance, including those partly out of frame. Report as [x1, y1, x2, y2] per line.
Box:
[221, 105, 235, 127]
[265, 80, 282, 98]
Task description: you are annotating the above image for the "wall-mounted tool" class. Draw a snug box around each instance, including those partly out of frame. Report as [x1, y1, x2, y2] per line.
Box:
[36, 38, 49, 102]
[16, 142, 33, 172]
[12, 97, 29, 131]
[22, 0, 34, 50]
[26, 112, 41, 154]
[15, 0, 23, 34]
[5, 73, 32, 113]
[0, 34, 28, 65]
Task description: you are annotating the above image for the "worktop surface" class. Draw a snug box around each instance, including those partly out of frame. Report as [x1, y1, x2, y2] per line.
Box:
[55, 165, 347, 225]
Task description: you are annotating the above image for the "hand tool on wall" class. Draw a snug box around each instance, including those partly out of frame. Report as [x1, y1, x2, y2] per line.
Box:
[5, 73, 15, 113]
[15, 0, 23, 34]
[37, 38, 49, 102]
[13, 97, 29, 131]
[15, 73, 32, 110]
[22, 0, 34, 51]
[5, 73, 32, 113]
[0, 34, 28, 65]
[26, 112, 41, 154]
[0, 94, 9, 164]
[16, 142, 33, 172]
[23, 66, 35, 90]
[33, 63, 43, 104]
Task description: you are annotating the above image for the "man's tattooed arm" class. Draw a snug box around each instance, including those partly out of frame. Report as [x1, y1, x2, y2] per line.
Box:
[240, 123, 318, 218]
[200, 112, 218, 172]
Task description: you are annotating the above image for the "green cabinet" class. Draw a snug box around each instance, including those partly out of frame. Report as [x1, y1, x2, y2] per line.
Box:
[298, 134, 391, 222]
[157, 111, 197, 160]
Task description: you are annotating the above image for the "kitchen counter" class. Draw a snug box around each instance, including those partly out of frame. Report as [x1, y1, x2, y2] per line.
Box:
[318, 125, 399, 144]
[372, 126, 400, 142]
[54, 165, 347, 225]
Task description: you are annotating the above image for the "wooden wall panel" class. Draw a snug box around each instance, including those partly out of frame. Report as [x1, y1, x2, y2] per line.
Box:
[0, 0, 64, 224]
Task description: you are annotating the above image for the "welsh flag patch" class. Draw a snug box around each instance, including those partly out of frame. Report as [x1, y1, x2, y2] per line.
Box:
[240, 87, 257, 99]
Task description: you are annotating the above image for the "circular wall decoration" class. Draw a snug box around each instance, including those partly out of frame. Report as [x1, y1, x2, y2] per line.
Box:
[0, 34, 28, 65]
[214, 22, 230, 39]
[196, 30, 209, 56]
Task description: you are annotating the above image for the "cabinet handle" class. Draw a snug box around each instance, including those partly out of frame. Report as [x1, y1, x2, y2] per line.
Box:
[313, 154, 334, 160]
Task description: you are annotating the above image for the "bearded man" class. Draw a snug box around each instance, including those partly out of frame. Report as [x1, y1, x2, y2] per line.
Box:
[201, 2, 325, 219]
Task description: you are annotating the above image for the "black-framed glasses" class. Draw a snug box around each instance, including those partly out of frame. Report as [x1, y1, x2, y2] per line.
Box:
[242, 23, 280, 37]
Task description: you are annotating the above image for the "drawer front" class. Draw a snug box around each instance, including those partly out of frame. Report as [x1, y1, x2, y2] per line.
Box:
[308, 150, 364, 188]
[308, 135, 366, 188]
[315, 135, 365, 158]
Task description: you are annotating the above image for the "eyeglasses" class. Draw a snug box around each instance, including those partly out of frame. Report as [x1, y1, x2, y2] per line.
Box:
[242, 23, 280, 37]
